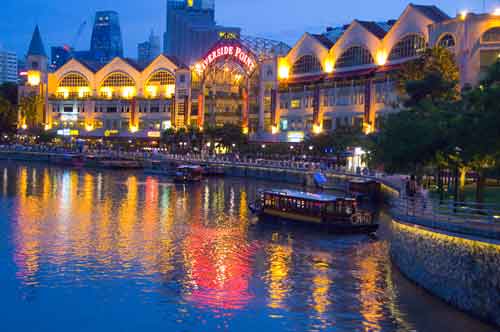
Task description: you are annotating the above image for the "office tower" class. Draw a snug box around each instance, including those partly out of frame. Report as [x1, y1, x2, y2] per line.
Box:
[0, 49, 17, 84]
[138, 30, 161, 66]
[164, 0, 240, 65]
[50, 46, 72, 71]
[90, 11, 124, 64]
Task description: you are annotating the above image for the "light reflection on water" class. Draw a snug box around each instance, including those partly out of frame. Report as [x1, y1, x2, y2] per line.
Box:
[0, 163, 495, 332]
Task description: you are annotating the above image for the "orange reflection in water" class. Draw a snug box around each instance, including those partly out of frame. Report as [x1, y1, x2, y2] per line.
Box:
[265, 234, 293, 310]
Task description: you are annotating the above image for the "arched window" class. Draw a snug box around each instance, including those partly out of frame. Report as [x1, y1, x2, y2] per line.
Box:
[57, 72, 90, 99]
[438, 34, 455, 48]
[291, 55, 322, 75]
[146, 70, 175, 86]
[388, 34, 426, 60]
[145, 70, 176, 98]
[335, 46, 374, 68]
[101, 72, 135, 87]
[59, 72, 89, 88]
[482, 27, 500, 43]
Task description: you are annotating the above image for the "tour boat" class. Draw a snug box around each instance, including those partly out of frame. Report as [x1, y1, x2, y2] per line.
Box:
[249, 189, 378, 233]
[174, 165, 204, 183]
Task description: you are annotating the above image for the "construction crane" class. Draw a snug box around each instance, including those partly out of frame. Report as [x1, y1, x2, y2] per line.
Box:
[64, 20, 87, 54]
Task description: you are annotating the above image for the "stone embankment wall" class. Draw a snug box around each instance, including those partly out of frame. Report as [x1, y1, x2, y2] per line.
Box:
[391, 218, 500, 327]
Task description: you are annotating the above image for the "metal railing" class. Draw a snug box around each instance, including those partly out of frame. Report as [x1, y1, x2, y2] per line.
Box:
[392, 196, 500, 225]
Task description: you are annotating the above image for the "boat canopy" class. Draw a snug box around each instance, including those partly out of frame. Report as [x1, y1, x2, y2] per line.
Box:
[261, 189, 352, 202]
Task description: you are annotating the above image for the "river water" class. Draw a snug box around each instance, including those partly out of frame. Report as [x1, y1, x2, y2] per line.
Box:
[0, 162, 495, 332]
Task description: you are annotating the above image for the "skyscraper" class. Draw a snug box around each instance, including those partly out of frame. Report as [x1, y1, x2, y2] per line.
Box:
[138, 30, 161, 66]
[90, 11, 124, 64]
[0, 49, 17, 84]
[164, 0, 240, 66]
[50, 46, 72, 71]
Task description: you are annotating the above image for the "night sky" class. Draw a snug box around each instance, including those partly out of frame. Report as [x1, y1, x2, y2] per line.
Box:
[0, 0, 495, 58]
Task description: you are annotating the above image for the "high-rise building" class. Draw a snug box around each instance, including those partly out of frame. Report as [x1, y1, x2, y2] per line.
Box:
[90, 11, 123, 64]
[138, 30, 161, 66]
[50, 46, 72, 71]
[0, 49, 17, 84]
[164, 0, 240, 65]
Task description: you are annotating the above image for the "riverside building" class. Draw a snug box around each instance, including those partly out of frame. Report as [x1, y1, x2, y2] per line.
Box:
[18, 4, 500, 143]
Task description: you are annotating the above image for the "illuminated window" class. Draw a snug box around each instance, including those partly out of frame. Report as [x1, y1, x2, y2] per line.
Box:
[101, 72, 135, 87]
[291, 99, 301, 109]
[438, 34, 456, 48]
[59, 72, 89, 87]
[388, 34, 426, 60]
[291, 55, 322, 75]
[482, 27, 500, 43]
[147, 70, 175, 86]
[335, 46, 374, 68]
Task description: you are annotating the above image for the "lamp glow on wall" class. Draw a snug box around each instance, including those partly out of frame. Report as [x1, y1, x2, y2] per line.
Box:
[27, 71, 41, 86]
[312, 124, 323, 135]
[324, 58, 334, 74]
[460, 10, 468, 20]
[376, 49, 388, 66]
[78, 87, 90, 98]
[122, 87, 136, 99]
[146, 85, 158, 98]
[85, 123, 94, 132]
[165, 84, 175, 98]
[271, 125, 280, 134]
[278, 58, 290, 80]
[57, 87, 70, 99]
[494, 8, 500, 16]
[129, 125, 138, 133]
[100, 87, 113, 99]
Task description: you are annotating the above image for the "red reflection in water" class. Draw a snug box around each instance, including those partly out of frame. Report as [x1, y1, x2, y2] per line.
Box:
[183, 225, 257, 311]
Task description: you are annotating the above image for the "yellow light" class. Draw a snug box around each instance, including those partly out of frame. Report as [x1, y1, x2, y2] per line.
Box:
[494, 8, 500, 16]
[57, 87, 70, 99]
[271, 125, 279, 134]
[363, 123, 374, 134]
[85, 123, 94, 132]
[130, 125, 138, 133]
[312, 124, 323, 135]
[194, 63, 203, 75]
[78, 87, 90, 98]
[165, 84, 175, 98]
[100, 87, 113, 99]
[44, 124, 51, 131]
[376, 50, 388, 66]
[324, 59, 334, 74]
[122, 87, 135, 99]
[146, 85, 158, 98]
[242, 127, 249, 135]
[21, 124, 27, 130]
[278, 58, 290, 80]
[460, 10, 468, 20]
[27, 71, 41, 86]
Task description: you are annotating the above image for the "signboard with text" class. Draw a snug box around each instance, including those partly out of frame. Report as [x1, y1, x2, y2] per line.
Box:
[197, 41, 258, 76]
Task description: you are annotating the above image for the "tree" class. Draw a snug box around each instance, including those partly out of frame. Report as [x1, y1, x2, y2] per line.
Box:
[306, 126, 364, 164]
[0, 97, 17, 134]
[397, 46, 460, 106]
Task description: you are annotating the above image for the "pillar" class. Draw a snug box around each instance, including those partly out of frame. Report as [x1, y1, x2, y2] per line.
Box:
[364, 79, 376, 133]
[242, 82, 249, 133]
[271, 89, 280, 132]
[197, 93, 205, 130]
[258, 83, 265, 131]
[312, 85, 322, 132]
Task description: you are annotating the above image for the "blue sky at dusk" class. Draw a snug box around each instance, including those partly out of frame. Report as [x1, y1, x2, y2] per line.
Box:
[0, 0, 497, 58]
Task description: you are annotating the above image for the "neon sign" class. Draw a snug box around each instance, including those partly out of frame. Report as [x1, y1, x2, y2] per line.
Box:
[198, 43, 257, 75]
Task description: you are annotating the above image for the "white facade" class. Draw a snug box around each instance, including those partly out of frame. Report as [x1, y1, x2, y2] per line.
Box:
[0, 50, 18, 84]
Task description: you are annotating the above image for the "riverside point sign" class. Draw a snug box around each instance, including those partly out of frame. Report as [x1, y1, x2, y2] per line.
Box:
[198, 42, 257, 75]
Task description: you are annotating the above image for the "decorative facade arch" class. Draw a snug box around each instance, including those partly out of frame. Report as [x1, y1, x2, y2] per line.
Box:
[100, 71, 136, 99]
[291, 54, 323, 75]
[56, 72, 91, 99]
[335, 46, 374, 69]
[145, 69, 176, 98]
[438, 33, 456, 48]
[388, 33, 426, 61]
[482, 27, 500, 43]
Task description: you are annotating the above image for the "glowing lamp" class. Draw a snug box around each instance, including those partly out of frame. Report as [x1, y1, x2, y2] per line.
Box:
[130, 125, 138, 133]
[242, 127, 249, 135]
[459, 10, 468, 20]
[494, 8, 500, 16]
[312, 124, 323, 135]
[278, 59, 290, 80]
[78, 87, 90, 98]
[122, 87, 135, 99]
[146, 85, 158, 98]
[165, 84, 175, 98]
[57, 87, 70, 99]
[194, 62, 203, 75]
[27, 71, 41, 86]
[324, 59, 334, 74]
[85, 124, 94, 132]
[21, 124, 28, 130]
[100, 87, 113, 99]
[271, 125, 279, 134]
[376, 50, 388, 66]
[44, 124, 51, 131]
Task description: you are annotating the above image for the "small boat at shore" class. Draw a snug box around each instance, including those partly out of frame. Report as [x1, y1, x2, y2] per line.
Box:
[249, 189, 378, 233]
[174, 165, 204, 183]
[52, 153, 85, 168]
[144, 160, 176, 176]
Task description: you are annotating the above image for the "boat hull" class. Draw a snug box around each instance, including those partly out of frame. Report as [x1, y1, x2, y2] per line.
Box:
[249, 206, 378, 234]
